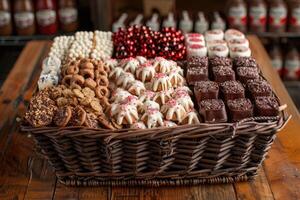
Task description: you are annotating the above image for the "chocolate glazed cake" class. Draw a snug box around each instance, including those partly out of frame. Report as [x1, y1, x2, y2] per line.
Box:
[194, 81, 219, 103]
[227, 98, 253, 122]
[199, 99, 227, 123]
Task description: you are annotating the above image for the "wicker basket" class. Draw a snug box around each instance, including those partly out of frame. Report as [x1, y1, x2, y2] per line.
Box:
[21, 102, 290, 186]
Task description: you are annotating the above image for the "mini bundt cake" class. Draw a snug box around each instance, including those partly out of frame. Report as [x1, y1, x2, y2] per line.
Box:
[161, 99, 187, 122]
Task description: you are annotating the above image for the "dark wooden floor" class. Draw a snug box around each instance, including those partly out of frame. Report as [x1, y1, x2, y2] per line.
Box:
[0, 38, 300, 200]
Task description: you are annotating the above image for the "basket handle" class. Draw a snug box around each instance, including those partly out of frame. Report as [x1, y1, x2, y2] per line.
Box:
[277, 104, 292, 132]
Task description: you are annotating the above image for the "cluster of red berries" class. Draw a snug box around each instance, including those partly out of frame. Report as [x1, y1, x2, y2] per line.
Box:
[113, 26, 186, 60]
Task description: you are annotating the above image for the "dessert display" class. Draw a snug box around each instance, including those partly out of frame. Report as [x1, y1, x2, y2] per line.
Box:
[24, 27, 281, 130]
[227, 98, 253, 122]
[199, 99, 227, 123]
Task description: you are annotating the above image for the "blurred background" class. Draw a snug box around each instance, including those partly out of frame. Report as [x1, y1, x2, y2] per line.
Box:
[0, 0, 300, 109]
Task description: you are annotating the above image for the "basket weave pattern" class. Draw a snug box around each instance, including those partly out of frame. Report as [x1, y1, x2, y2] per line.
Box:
[22, 113, 287, 186]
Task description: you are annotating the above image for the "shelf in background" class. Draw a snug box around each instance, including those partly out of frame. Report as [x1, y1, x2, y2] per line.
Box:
[250, 32, 300, 38]
[0, 33, 75, 46]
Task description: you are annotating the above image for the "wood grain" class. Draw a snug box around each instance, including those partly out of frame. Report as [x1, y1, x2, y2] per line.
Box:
[110, 185, 236, 200]
[248, 36, 300, 200]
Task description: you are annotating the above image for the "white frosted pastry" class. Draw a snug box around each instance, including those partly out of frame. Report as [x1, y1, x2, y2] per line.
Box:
[224, 29, 245, 41]
[206, 40, 227, 48]
[208, 45, 229, 57]
[161, 99, 187, 122]
[111, 103, 139, 125]
[119, 57, 140, 74]
[173, 90, 194, 112]
[103, 58, 118, 71]
[136, 62, 156, 82]
[141, 108, 164, 128]
[205, 29, 224, 41]
[152, 57, 173, 73]
[109, 67, 125, 80]
[230, 46, 251, 58]
[168, 68, 185, 87]
[181, 111, 200, 125]
[139, 90, 155, 102]
[111, 88, 131, 103]
[150, 73, 172, 91]
[185, 37, 206, 46]
[116, 72, 135, 89]
[153, 89, 174, 105]
[128, 80, 146, 96]
[187, 44, 207, 58]
[143, 100, 160, 111]
[174, 86, 192, 95]
[227, 38, 249, 48]
[136, 56, 147, 64]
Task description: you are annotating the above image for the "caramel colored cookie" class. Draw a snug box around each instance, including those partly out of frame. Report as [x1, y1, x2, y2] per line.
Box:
[53, 106, 72, 127]
[69, 106, 87, 126]
[82, 87, 95, 98]
[84, 113, 99, 128]
[56, 97, 69, 107]
[24, 105, 56, 127]
[73, 88, 84, 98]
[98, 114, 115, 130]
[90, 100, 102, 113]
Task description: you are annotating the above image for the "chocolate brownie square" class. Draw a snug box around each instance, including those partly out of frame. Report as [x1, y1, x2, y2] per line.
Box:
[209, 57, 232, 68]
[186, 67, 209, 86]
[212, 66, 236, 83]
[187, 56, 209, 69]
[220, 81, 245, 101]
[227, 98, 253, 122]
[233, 57, 258, 69]
[254, 96, 279, 117]
[247, 79, 272, 98]
[199, 99, 227, 123]
[194, 81, 219, 103]
[236, 67, 259, 83]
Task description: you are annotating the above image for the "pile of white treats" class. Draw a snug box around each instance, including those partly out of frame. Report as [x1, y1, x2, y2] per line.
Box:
[185, 29, 251, 58]
[38, 31, 113, 90]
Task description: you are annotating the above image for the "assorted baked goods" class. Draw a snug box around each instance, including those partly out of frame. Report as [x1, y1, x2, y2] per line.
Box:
[25, 28, 281, 130]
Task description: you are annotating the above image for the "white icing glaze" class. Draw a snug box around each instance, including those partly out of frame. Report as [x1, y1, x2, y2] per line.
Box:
[139, 90, 155, 102]
[161, 99, 187, 122]
[128, 80, 146, 96]
[136, 56, 147, 64]
[143, 100, 160, 111]
[224, 29, 245, 41]
[103, 58, 118, 71]
[229, 46, 251, 58]
[112, 103, 139, 125]
[174, 86, 192, 95]
[109, 67, 125, 80]
[116, 72, 135, 89]
[136, 62, 156, 82]
[153, 89, 173, 105]
[119, 57, 139, 73]
[205, 29, 224, 41]
[141, 108, 164, 128]
[150, 73, 172, 91]
[181, 111, 200, 125]
[168, 69, 185, 87]
[208, 45, 229, 57]
[152, 57, 173, 73]
[111, 88, 131, 103]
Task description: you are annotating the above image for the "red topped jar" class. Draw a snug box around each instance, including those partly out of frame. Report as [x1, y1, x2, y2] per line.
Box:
[288, 0, 300, 33]
[248, 0, 267, 33]
[14, 0, 35, 35]
[227, 0, 247, 32]
[0, 0, 12, 35]
[58, 0, 78, 32]
[35, 0, 58, 35]
[268, 0, 287, 33]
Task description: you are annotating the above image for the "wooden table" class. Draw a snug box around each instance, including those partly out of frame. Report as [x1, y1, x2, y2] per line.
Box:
[0, 36, 299, 200]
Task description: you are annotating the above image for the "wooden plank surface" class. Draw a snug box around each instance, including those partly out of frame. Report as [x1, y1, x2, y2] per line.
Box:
[0, 37, 300, 200]
[248, 36, 300, 200]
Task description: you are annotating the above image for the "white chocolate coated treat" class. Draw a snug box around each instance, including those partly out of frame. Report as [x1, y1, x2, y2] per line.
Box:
[230, 46, 251, 58]
[161, 99, 187, 122]
[208, 45, 229, 57]
[205, 29, 224, 41]
[224, 29, 245, 41]
[128, 80, 146, 96]
[141, 108, 164, 128]
[38, 74, 59, 90]
[119, 57, 140, 74]
[206, 40, 227, 48]
[187, 44, 207, 58]
[227, 38, 249, 48]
